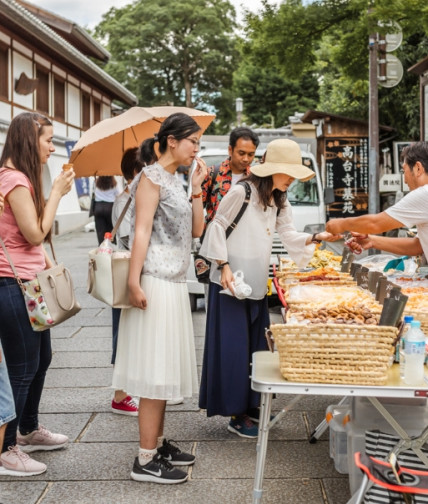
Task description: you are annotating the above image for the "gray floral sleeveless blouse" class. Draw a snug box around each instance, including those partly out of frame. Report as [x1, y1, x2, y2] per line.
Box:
[129, 163, 192, 283]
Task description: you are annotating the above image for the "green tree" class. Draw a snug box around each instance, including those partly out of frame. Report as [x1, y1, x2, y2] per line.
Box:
[238, 0, 428, 138]
[233, 64, 319, 127]
[94, 0, 238, 113]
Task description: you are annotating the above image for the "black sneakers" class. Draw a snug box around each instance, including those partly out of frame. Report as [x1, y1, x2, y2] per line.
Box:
[131, 454, 188, 484]
[157, 439, 196, 466]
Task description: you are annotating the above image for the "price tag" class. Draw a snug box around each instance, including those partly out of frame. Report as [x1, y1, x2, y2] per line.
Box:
[357, 266, 369, 289]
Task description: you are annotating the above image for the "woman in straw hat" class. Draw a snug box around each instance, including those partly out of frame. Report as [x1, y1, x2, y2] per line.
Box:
[198, 138, 341, 437]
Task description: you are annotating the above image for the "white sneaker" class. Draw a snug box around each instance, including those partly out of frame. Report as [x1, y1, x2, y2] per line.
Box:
[17, 425, 68, 453]
[167, 398, 184, 406]
[0, 446, 47, 476]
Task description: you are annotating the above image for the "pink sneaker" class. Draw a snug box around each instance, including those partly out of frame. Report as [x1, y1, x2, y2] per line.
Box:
[111, 395, 138, 416]
[17, 425, 69, 453]
[0, 446, 47, 476]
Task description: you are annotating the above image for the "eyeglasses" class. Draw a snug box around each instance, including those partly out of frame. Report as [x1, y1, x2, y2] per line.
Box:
[184, 138, 200, 148]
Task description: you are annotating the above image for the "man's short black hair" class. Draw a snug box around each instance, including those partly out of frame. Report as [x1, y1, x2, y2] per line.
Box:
[401, 141, 428, 174]
[229, 127, 259, 150]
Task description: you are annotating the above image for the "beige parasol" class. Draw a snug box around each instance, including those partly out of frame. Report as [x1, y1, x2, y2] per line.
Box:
[69, 106, 216, 177]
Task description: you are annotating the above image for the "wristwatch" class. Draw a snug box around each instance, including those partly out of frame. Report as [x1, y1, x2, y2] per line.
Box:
[311, 233, 322, 244]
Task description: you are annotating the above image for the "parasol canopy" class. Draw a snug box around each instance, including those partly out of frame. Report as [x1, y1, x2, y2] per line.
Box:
[69, 106, 216, 177]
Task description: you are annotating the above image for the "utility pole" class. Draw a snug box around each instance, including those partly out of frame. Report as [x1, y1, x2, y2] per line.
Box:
[236, 97, 243, 127]
[368, 33, 380, 215]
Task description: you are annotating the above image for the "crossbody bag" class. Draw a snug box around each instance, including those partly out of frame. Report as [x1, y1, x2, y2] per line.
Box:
[194, 180, 251, 283]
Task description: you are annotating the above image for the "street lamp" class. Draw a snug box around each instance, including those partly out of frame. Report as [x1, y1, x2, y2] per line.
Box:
[235, 97, 243, 126]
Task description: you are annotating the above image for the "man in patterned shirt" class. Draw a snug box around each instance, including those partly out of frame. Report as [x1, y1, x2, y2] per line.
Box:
[201, 127, 260, 229]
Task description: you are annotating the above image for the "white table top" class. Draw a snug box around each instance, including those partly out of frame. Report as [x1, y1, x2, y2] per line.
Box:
[251, 351, 428, 398]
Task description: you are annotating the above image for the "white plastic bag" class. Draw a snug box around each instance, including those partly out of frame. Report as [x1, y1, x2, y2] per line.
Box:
[220, 270, 252, 300]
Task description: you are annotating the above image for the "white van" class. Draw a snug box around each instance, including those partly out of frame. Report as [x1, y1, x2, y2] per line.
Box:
[186, 145, 332, 310]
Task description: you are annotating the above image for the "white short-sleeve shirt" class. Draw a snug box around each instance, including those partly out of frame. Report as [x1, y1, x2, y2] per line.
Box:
[385, 185, 428, 258]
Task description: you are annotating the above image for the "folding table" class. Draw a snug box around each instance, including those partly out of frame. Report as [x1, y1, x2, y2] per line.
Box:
[251, 351, 428, 504]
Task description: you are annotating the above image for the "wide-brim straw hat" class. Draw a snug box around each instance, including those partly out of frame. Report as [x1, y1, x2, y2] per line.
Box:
[250, 139, 315, 182]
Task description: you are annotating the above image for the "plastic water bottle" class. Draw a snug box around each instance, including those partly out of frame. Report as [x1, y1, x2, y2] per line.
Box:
[404, 320, 426, 385]
[97, 232, 113, 255]
[399, 315, 414, 379]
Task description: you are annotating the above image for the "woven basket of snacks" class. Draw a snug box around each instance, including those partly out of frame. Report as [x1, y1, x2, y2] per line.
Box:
[277, 266, 353, 284]
[271, 323, 397, 386]
[279, 278, 356, 288]
[282, 284, 383, 313]
[286, 305, 381, 325]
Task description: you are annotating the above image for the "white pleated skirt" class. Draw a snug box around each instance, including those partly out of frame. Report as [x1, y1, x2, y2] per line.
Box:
[111, 274, 198, 400]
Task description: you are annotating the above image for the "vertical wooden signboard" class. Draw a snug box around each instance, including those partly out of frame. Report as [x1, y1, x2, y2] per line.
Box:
[325, 138, 369, 219]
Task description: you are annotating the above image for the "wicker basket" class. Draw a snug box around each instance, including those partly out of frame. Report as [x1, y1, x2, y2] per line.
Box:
[279, 278, 356, 289]
[271, 323, 398, 386]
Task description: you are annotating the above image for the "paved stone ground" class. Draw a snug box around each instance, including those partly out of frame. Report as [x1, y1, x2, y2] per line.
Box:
[0, 229, 352, 504]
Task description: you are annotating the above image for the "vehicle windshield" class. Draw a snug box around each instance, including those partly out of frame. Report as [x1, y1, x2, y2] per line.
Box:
[198, 155, 226, 167]
[287, 157, 319, 206]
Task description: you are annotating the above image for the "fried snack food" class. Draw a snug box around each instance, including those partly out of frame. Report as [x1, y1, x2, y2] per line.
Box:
[401, 286, 428, 311]
[284, 284, 382, 312]
[287, 304, 380, 325]
[278, 270, 355, 288]
[308, 249, 342, 269]
[279, 249, 342, 271]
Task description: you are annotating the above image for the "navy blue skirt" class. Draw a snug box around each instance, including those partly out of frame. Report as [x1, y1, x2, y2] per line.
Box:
[199, 282, 270, 417]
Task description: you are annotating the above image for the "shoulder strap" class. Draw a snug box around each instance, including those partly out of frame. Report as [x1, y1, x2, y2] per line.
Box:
[201, 164, 223, 237]
[225, 181, 251, 238]
[111, 196, 132, 241]
[206, 163, 221, 204]
[211, 164, 221, 186]
[0, 236, 25, 292]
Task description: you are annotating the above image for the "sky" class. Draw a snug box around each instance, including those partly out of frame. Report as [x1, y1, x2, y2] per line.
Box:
[24, 0, 281, 29]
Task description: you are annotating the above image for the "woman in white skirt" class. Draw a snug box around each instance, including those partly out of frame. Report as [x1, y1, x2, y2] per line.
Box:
[112, 113, 207, 484]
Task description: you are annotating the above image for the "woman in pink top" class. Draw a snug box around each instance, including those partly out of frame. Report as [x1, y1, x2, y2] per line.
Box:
[0, 112, 74, 477]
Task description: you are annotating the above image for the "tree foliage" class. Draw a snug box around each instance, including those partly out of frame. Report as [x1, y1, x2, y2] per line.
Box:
[92, 0, 428, 137]
[236, 0, 428, 138]
[233, 64, 319, 127]
[94, 0, 238, 115]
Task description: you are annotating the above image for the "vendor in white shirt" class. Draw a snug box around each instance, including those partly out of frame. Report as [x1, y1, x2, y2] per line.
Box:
[198, 138, 340, 438]
[326, 141, 428, 259]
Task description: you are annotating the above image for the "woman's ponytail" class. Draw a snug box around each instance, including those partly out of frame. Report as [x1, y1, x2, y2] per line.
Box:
[140, 137, 158, 164]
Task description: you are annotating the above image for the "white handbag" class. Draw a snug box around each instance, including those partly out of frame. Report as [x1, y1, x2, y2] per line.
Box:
[1, 237, 81, 331]
[87, 197, 134, 308]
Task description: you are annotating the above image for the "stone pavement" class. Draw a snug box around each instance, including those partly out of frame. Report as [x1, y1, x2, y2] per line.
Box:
[0, 228, 351, 504]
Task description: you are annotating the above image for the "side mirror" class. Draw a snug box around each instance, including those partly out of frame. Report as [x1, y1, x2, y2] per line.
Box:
[324, 187, 335, 205]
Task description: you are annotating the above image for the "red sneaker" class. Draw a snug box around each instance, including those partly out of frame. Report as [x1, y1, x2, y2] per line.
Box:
[111, 396, 138, 416]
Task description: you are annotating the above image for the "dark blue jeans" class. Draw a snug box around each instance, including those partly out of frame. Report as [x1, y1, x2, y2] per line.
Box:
[0, 277, 52, 451]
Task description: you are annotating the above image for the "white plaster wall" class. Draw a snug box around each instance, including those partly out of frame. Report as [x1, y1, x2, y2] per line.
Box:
[47, 150, 80, 213]
[0, 101, 11, 120]
[101, 103, 111, 120]
[67, 126, 81, 141]
[67, 83, 80, 127]
[52, 120, 67, 138]
[12, 51, 33, 110]
[12, 105, 28, 118]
